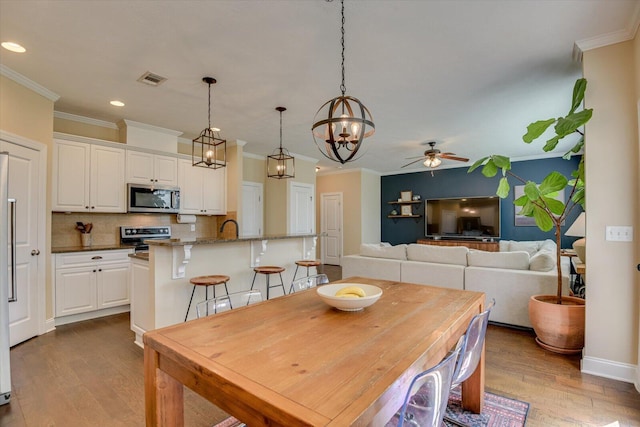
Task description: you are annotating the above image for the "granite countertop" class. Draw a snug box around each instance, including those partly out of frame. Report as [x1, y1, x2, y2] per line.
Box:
[128, 252, 149, 261]
[52, 244, 135, 254]
[145, 233, 322, 247]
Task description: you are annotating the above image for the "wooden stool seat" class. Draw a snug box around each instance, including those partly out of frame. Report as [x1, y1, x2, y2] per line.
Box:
[190, 275, 231, 286]
[251, 266, 286, 299]
[290, 260, 322, 293]
[185, 274, 230, 321]
[253, 266, 285, 274]
[295, 260, 321, 268]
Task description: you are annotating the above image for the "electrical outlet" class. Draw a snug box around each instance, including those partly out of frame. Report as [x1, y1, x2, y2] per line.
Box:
[190, 224, 195, 232]
[605, 226, 633, 242]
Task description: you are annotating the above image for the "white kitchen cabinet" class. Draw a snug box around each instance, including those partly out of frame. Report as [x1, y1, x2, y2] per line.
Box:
[178, 158, 226, 215]
[55, 250, 131, 318]
[126, 150, 178, 187]
[53, 139, 126, 212]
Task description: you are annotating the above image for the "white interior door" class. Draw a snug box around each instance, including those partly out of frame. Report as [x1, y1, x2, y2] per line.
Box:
[321, 192, 342, 266]
[1, 140, 40, 346]
[241, 182, 263, 237]
[288, 182, 314, 235]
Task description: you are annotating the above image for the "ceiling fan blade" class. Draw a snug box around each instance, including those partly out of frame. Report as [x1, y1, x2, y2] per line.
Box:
[401, 158, 425, 168]
[440, 154, 470, 162]
[405, 155, 426, 160]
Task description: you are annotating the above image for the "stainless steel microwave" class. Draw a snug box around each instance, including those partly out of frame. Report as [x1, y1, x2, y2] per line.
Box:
[127, 183, 180, 213]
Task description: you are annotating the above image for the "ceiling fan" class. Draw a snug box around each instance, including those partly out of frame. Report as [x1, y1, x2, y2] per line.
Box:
[401, 141, 469, 169]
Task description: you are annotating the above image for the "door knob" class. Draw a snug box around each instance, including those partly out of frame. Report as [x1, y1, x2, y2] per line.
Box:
[31, 249, 40, 256]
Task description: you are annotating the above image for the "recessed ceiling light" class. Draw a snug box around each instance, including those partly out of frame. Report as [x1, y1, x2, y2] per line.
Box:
[110, 100, 125, 107]
[1, 42, 26, 53]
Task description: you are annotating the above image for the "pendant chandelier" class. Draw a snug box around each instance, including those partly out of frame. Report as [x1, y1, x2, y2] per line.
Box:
[267, 107, 295, 179]
[193, 77, 226, 169]
[311, 0, 375, 164]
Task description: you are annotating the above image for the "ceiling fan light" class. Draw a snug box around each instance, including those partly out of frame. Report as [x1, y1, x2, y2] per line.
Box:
[424, 157, 442, 168]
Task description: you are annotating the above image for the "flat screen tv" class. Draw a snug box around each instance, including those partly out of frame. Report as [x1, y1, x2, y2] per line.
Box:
[424, 196, 501, 240]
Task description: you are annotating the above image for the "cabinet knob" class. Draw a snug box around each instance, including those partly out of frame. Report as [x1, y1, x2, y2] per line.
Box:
[93, 269, 97, 273]
[98, 269, 102, 272]
[85, 206, 89, 209]
[91, 256, 103, 260]
[31, 249, 40, 256]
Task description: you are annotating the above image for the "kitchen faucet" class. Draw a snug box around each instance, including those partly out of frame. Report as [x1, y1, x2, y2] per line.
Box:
[220, 219, 239, 239]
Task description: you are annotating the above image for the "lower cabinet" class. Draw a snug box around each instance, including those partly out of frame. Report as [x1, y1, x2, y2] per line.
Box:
[130, 257, 151, 347]
[55, 250, 131, 318]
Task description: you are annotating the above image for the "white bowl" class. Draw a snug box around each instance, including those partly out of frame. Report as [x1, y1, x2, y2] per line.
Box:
[316, 283, 383, 311]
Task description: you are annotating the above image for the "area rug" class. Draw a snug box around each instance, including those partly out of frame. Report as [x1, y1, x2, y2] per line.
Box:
[212, 387, 529, 427]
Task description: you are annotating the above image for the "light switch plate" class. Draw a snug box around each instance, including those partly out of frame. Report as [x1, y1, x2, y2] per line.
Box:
[605, 226, 633, 242]
[190, 224, 196, 232]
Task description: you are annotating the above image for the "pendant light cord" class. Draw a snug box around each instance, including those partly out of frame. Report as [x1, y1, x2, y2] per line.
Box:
[340, 0, 346, 96]
[279, 109, 283, 150]
[207, 82, 212, 130]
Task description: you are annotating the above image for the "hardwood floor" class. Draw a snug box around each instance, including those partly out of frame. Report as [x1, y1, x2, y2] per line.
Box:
[1, 265, 639, 426]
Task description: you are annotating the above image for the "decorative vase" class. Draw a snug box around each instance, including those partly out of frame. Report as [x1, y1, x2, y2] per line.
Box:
[528, 295, 585, 354]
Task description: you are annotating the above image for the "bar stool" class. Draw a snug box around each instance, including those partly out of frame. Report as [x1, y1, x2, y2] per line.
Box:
[185, 275, 230, 321]
[250, 266, 286, 300]
[289, 260, 322, 293]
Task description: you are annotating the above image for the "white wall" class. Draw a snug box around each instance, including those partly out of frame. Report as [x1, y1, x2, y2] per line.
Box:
[582, 37, 640, 386]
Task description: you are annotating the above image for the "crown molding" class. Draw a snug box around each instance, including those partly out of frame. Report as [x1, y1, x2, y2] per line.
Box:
[574, 3, 640, 54]
[243, 152, 264, 161]
[54, 111, 118, 129]
[0, 64, 60, 101]
[117, 119, 183, 136]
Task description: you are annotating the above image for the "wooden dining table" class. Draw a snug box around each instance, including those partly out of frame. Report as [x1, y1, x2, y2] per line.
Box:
[144, 276, 486, 426]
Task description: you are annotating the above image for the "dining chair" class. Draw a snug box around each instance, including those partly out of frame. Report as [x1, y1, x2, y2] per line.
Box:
[289, 273, 329, 293]
[450, 299, 495, 390]
[196, 290, 263, 318]
[386, 345, 462, 427]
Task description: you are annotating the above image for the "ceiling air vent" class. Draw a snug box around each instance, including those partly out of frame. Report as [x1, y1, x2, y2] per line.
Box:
[137, 71, 167, 86]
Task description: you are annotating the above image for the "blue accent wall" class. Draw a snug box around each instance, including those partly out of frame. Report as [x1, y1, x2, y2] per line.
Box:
[381, 156, 583, 248]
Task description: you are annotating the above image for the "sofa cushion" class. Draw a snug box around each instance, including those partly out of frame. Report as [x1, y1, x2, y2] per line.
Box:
[529, 250, 555, 272]
[406, 244, 468, 266]
[467, 250, 530, 270]
[360, 243, 407, 260]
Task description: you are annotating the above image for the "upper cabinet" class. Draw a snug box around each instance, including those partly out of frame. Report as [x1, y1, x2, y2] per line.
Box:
[178, 158, 226, 215]
[53, 139, 126, 213]
[125, 150, 178, 187]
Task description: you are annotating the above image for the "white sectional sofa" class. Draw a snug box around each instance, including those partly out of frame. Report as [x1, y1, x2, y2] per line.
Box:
[342, 241, 570, 328]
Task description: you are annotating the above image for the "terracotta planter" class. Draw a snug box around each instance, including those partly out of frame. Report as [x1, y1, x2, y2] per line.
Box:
[528, 295, 585, 354]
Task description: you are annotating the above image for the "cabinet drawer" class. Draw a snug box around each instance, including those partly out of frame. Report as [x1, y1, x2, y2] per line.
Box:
[56, 249, 132, 268]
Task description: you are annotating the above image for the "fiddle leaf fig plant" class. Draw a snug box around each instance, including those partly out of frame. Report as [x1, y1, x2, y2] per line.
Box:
[468, 78, 591, 304]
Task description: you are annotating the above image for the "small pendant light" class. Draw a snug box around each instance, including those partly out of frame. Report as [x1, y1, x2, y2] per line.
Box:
[192, 77, 226, 169]
[267, 107, 295, 179]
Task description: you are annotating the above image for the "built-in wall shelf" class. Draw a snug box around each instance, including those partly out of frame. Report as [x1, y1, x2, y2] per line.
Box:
[387, 193, 422, 222]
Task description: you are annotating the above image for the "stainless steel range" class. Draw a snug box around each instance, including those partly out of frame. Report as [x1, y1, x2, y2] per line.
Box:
[120, 226, 171, 253]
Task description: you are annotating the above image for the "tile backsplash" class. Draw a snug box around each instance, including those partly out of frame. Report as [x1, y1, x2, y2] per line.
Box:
[52, 212, 236, 248]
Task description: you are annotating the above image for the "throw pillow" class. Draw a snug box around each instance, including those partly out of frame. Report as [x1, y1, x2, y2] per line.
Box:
[508, 241, 541, 257]
[529, 250, 555, 272]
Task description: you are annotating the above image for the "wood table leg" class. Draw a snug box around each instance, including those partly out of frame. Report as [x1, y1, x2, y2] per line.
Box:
[461, 342, 485, 413]
[145, 345, 184, 426]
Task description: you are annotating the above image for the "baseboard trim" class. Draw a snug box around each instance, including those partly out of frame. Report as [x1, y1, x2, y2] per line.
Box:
[581, 355, 637, 385]
[54, 305, 130, 327]
[44, 317, 56, 334]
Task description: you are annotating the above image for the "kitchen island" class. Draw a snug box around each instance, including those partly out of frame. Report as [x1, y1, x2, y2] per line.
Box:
[130, 233, 320, 347]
